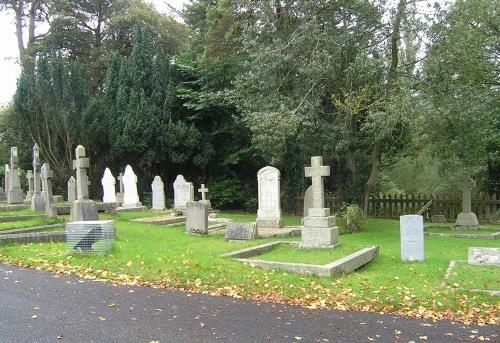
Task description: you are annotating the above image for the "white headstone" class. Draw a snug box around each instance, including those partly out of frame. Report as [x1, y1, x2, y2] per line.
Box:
[67, 176, 76, 203]
[256, 166, 282, 228]
[101, 168, 117, 203]
[122, 165, 141, 208]
[152, 176, 165, 210]
[400, 215, 424, 262]
[468, 247, 500, 266]
[173, 175, 194, 209]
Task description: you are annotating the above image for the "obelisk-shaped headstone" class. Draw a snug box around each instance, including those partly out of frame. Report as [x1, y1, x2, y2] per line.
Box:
[101, 168, 117, 203]
[152, 176, 165, 210]
[31, 144, 45, 211]
[7, 147, 24, 204]
[24, 170, 34, 203]
[67, 176, 76, 203]
[40, 163, 58, 219]
[300, 156, 338, 248]
[455, 177, 479, 229]
[69, 145, 98, 221]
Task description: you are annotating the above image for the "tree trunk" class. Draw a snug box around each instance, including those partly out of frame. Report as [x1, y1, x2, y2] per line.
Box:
[362, 143, 381, 216]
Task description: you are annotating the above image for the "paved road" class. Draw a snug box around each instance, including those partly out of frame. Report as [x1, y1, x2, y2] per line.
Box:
[0, 264, 497, 343]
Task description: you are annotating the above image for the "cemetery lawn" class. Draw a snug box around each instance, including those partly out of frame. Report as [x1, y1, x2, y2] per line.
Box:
[447, 263, 499, 291]
[0, 216, 65, 232]
[425, 227, 499, 234]
[0, 208, 41, 216]
[0, 214, 498, 325]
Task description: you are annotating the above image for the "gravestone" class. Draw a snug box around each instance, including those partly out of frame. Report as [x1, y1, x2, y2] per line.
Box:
[455, 178, 479, 229]
[431, 214, 447, 223]
[101, 168, 117, 203]
[7, 147, 24, 204]
[24, 170, 34, 203]
[303, 185, 313, 217]
[198, 183, 212, 209]
[31, 144, 45, 211]
[116, 172, 124, 204]
[66, 220, 115, 255]
[40, 163, 58, 219]
[256, 166, 282, 228]
[4, 165, 9, 195]
[0, 186, 5, 200]
[300, 156, 338, 248]
[468, 247, 500, 266]
[69, 145, 98, 221]
[121, 165, 143, 209]
[67, 176, 76, 203]
[400, 215, 424, 262]
[225, 222, 257, 240]
[173, 175, 194, 210]
[152, 176, 165, 210]
[186, 201, 208, 234]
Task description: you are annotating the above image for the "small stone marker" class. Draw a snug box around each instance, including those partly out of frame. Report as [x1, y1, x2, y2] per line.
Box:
[7, 147, 24, 204]
[468, 247, 500, 266]
[431, 214, 447, 223]
[225, 222, 257, 240]
[67, 176, 76, 203]
[40, 163, 58, 219]
[400, 215, 424, 262]
[198, 183, 211, 208]
[69, 145, 98, 221]
[186, 201, 208, 234]
[66, 220, 115, 255]
[31, 144, 45, 211]
[101, 168, 117, 203]
[300, 156, 338, 248]
[455, 178, 479, 228]
[24, 170, 34, 203]
[173, 175, 194, 210]
[256, 166, 282, 228]
[122, 165, 142, 208]
[116, 172, 124, 204]
[152, 176, 165, 210]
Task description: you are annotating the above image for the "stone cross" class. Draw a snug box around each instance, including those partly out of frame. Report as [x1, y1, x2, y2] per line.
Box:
[198, 184, 209, 201]
[72, 145, 90, 200]
[32, 144, 42, 195]
[41, 162, 57, 218]
[26, 170, 34, 197]
[304, 156, 330, 209]
[461, 178, 475, 213]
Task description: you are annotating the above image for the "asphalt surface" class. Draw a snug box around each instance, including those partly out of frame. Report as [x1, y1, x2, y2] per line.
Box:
[0, 264, 497, 343]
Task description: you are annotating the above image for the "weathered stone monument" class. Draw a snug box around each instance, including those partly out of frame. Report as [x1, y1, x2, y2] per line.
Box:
[468, 247, 500, 266]
[455, 178, 479, 229]
[24, 170, 34, 203]
[173, 175, 194, 210]
[31, 144, 45, 211]
[225, 222, 258, 240]
[101, 168, 117, 203]
[121, 165, 143, 209]
[69, 145, 98, 221]
[303, 185, 313, 217]
[198, 183, 211, 209]
[116, 172, 124, 204]
[256, 166, 282, 228]
[7, 147, 24, 204]
[186, 201, 208, 234]
[300, 156, 338, 248]
[67, 176, 76, 203]
[152, 176, 165, 210]
[40, 163, 58, 219]
[4, 165, 9, 195]
[400, 215, 424, 262]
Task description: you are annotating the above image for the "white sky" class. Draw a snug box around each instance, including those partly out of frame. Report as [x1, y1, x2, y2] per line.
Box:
[0, 0, 189, 105]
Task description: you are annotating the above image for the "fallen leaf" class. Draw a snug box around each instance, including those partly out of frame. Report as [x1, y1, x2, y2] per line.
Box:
[31, 315, 38, 319]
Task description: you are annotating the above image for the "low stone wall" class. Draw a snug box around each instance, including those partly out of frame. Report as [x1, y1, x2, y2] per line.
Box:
[0, 232, 66, 245]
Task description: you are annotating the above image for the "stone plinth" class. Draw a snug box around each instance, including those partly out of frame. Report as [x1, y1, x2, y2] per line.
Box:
[400, 215, 424, 262]
[69, 200, 98, 222]
[186, 201, 208, 234]
[455, 212, 479, 229]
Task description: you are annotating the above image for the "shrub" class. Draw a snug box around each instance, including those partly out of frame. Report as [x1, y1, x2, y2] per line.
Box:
[336, 203, 364, 234]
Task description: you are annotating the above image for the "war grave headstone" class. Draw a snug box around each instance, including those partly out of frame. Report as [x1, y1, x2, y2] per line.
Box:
[300, 156, 338, 248]
[67, 176, 76, 203]
[31, 144, 45, 211]
[186, 201, 208, 234]
[256, 166, 282, 228]
[173, 175, 194, 212]
[24, 170, 34, 204]
[66, 220, 115, 255]
[40, 163, 58, 219]
[455, 178, 479, 229]
[225, 222, 257, 240]
[152, 176, 165, 210]
[116, 172, 124, 204]
[400, 215, 424, 262]
[101, 168, 117, 204]
[117, 165, 145, 211]
[69, 145, 98, 221]
[7, 147, 24, 204]
[198, 183, 211, 209]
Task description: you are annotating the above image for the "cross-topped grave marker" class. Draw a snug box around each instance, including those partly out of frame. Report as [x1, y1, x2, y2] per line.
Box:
[24, 170, 34, 203]
[69, 145, 98, 221]
[40, 162, 57, 219]
[304, 156, 330, 210]
[7, 147, 24, 204]
[455, 176, 479, 228]
[198, 184, 208, 201]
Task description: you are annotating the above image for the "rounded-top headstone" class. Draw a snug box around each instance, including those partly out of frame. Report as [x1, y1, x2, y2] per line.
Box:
[101, 168, 117, 203]
[122, 165, 140, 207]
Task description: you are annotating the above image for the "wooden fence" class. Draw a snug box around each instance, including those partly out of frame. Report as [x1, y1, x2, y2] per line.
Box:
[293, 193, 500, 222]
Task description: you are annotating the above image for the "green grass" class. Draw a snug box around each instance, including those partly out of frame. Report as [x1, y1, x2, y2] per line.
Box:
[0, 208, 42, 216]
[447, 263, 499, 291]
[0, 216, 66, 232]
[0, 214, 498, 323]
[426, 227, 499, 234]
[250, 243, 367, 265]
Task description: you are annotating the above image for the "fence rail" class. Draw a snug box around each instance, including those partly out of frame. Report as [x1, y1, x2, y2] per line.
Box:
[293, 193, 500, 222]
